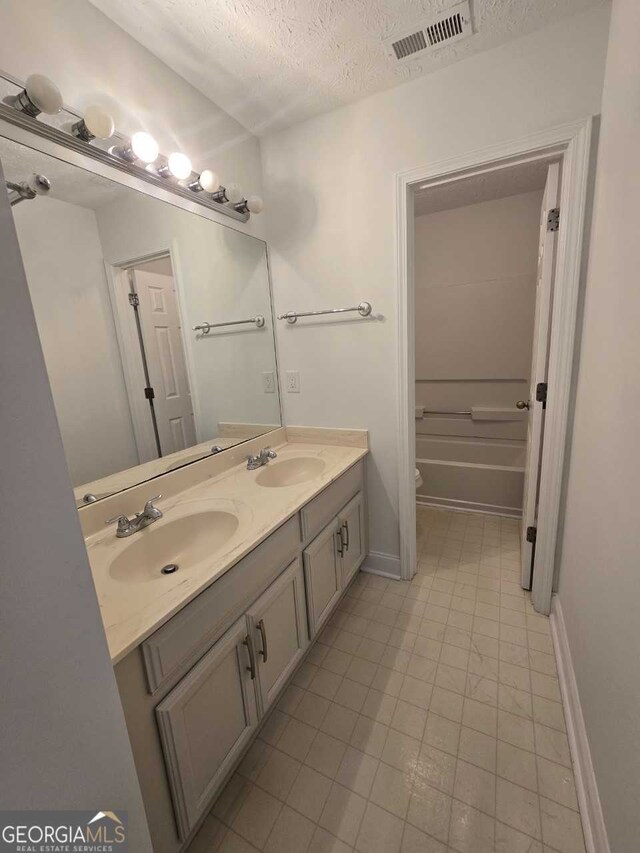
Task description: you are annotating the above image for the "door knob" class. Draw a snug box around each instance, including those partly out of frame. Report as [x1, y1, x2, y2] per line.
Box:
[516, 400, 530, 410]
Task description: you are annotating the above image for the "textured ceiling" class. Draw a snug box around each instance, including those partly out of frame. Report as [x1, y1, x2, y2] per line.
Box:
[89, 0, 605, 135]
[414, 158, 549, 215]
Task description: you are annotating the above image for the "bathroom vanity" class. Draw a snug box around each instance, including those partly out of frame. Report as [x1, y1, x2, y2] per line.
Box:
[79, 428, 368, 853]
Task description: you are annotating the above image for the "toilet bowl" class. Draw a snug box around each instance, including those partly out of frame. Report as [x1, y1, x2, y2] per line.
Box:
[415, 467, 423, 490]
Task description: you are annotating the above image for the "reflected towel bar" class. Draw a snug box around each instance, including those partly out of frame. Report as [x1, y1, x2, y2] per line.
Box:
[193, 315, 265, 334]
[419, 409, 472, 416]
[278, 301, 372, 324]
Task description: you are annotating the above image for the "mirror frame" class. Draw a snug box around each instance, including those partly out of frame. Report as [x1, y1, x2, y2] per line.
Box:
[0, 110, 283, 507]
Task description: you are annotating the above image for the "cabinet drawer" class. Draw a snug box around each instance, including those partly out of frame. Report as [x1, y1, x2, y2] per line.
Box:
[300, 461, 363, 544]
[143, 516, 300, 694]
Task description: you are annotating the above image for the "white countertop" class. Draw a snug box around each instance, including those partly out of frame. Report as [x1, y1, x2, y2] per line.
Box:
[85, 434, 367, 664]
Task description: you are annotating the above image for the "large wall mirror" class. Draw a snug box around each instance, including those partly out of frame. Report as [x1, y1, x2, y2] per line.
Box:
[1, 134, 281, 507]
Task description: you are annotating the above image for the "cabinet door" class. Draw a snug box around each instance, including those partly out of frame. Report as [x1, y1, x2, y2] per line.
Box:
[339, 492, 366, 587]
[247, 559, 308, 714]
[155, 617, 258, 840]
[303, 518, 343, 638]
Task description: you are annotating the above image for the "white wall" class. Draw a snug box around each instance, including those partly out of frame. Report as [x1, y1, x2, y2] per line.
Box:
[415, 190, 541, 417]
[555, 0, 640, 848]
[13, 196, 139, 486]
[0, 0, 265, 239]
[261, 6, 610, 573]
[0, 161, 152, 849]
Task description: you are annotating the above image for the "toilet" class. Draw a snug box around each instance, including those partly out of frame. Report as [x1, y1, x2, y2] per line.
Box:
[415, 467, 423, 490]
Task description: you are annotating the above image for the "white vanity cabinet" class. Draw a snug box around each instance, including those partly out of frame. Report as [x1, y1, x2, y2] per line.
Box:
[303, 490, 367, 637]
[155, 618, 258, 840]
[247, 558, 308, 715]
[114, 459, 367, 853]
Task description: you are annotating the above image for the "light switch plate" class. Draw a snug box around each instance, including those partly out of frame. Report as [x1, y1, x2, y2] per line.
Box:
[286, 370, 300, 393]
[262, 371, 276, 393]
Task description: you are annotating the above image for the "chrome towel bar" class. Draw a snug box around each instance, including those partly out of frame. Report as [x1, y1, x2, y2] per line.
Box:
[278, 301, 372, 324]
[193, 315, 265, 334]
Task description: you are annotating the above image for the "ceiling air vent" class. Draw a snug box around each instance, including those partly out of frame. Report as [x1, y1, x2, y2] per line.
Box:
[384, 1, 473, 62]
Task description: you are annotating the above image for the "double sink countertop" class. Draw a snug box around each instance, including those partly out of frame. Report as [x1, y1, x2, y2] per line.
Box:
[82, 427, 368, 664]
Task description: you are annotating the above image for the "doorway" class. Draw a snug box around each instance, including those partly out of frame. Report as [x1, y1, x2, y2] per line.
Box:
[396, 119, 595, 614]
[107, 252, 196, 464]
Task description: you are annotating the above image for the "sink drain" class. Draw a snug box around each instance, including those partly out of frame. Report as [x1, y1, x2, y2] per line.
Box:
[161, 563, 179, 575]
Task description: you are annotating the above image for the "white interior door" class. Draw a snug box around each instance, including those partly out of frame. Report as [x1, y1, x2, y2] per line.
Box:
[520, 162, 560, 588]
[133, 267, 196, 455]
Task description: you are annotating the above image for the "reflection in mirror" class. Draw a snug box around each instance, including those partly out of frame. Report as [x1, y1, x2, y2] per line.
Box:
[1, 136, 281, 506]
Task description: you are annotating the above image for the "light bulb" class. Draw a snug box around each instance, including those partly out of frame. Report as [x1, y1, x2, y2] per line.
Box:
[14, 74, 63, 117]
[225, 182, 243, 204]
[72, 105, 115, 141]
[167, 152, 192, 180]
[246, 195, 264, 214]
[131, 132, 159, 164]
[198, 169, 219, 192]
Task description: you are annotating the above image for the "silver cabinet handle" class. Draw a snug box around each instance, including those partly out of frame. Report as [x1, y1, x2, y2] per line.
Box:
[243, 635, 256, 680]
[342, 521, 350, 552]
[336, 530, 344, 557]
[516, 400, 530, 410]
[257, 619, 268, 663]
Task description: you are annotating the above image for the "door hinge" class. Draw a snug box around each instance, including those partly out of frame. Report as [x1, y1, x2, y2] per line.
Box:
[128, 292, 140, 307]
[144, 386, 155, 400]
[526, 526, 537, 544]
[547, 207, 560, 232]
[536, 382, 548, 408]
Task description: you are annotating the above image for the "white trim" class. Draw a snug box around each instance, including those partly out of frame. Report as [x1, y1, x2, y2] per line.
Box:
[395, 117, 596, 612]
[416, 496, 522, 519]
[362, 550, 402, 579]
[550, 595, 611, 853]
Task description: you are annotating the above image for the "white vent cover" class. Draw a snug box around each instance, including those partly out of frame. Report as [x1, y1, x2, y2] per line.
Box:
[384, 1, 473, 62]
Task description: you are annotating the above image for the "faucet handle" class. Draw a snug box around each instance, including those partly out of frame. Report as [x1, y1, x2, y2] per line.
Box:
[264, 448, 277, 459]
[106, 514, 131, 534]
[143, 495, 163, 517]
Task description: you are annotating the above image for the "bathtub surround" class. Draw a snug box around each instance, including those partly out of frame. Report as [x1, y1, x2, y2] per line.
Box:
[261, 6, 611, 577]
[553, 0, 640, 848]
[414, 189, 543, 515]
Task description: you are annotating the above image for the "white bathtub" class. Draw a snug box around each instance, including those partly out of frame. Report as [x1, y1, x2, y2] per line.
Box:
[416, 436, 525, 517]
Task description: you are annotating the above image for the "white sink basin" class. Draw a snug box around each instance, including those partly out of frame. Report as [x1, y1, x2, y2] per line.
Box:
[108, 511, 239, 584]
[256, 457, 326, 487]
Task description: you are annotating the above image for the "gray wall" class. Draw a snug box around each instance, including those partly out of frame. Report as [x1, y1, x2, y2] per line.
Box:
[0, 163, 152, 849]
[556, 0, 640, 849]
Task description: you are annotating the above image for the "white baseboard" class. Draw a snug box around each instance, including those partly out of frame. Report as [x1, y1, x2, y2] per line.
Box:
[362, 550, 401, 580]
[550, 595, 610, 853]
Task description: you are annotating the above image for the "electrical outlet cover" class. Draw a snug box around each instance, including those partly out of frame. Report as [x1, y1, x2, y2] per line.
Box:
[262, 371, 276, 393]
[286, 370, 300, 393]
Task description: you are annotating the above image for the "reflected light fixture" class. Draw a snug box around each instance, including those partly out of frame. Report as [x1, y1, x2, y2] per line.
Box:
[157, 151, 192, 180]
[211, 182, 243, 204]
[71, 105, 115, 141]
[13, 74, 63, 117]
[110, 131, 159, 164]
[188, 169, 219, 193]
[234, 195, 264, 214]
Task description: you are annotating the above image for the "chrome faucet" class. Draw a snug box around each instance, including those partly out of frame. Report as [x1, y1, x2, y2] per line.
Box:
[106, 495, 163, 538]
[247, 447, 277, 470]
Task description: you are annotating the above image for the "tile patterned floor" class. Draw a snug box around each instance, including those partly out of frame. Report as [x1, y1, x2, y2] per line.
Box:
[188, 507, 585, 853]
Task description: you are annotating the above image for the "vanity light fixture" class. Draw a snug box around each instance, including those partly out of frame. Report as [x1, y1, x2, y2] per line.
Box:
[234, 195, 264, 215]
[71, 105, 115, 141]
[211, 182, 243, 204]
[110, 131, 159, 165]
[6, 173, 51, 206]
[157, 151, 192, 180]
[12, 74, 63, 117]
[188, 168, 219, 193]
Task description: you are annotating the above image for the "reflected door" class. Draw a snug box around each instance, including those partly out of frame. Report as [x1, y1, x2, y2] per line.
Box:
[133, 266, 196, 455]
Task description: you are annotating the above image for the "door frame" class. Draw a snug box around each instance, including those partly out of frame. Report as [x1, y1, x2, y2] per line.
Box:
[396, 117, 595, 614]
